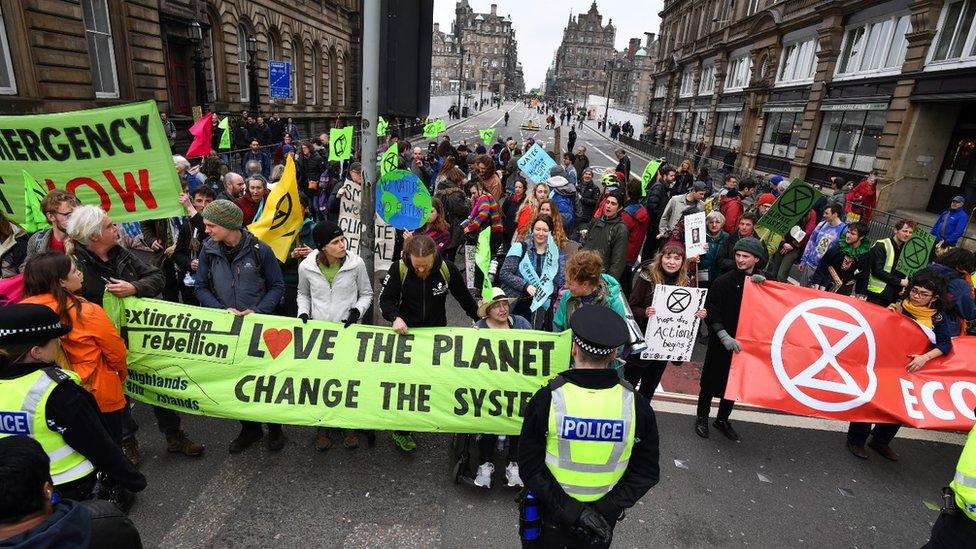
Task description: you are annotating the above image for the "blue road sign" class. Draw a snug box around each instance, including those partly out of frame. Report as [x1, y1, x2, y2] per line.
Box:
[269, 60, 291, 99]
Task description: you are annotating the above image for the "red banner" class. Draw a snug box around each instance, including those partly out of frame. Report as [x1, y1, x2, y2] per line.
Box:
[727, 281, 976, 431]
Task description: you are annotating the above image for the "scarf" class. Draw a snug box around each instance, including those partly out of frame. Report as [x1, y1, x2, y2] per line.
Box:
[901, 299, 936, 328]
[515, 235, 559, 311]
[838, 235, 871, 259]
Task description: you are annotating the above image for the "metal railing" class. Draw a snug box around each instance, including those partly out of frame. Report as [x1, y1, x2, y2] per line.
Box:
[852, 205, 976, 250]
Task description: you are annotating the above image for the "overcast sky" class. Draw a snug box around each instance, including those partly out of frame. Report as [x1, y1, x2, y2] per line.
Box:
[433, 0, 664, 90]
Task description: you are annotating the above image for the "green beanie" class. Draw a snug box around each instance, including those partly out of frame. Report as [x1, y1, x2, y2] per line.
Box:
[733, 236, 767, 264]
[202, 199, 243, 230]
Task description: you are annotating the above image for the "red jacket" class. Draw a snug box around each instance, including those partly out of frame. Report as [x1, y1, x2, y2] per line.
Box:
[719, 194, 744, 234]
[621, 203, 650, 263]
[845, 180, 877, 222]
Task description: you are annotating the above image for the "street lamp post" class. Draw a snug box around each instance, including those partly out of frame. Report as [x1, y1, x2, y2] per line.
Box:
[457, 46, 464, 118]
[246, 34, 259, 115]
[189, 21, 208, 114]
[480, 59, 488, 111]
[603, 60, 614, 132]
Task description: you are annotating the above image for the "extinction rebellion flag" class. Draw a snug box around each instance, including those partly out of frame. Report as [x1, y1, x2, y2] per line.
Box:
[727, 281, 976, 431]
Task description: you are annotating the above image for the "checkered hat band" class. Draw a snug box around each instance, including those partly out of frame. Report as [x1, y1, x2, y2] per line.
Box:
[0, 323, 64, 338]
[573, 335, 614, 356]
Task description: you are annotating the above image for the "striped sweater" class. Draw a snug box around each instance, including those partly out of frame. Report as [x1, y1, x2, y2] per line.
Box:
[464, 194, 503, 234]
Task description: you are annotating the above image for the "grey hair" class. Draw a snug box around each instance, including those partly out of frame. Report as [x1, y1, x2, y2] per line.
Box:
[269, 164, 286, 182]
[246, 174, 268, 187]
[245, 160, 262, 174]
[706, 210, 726, 226]
[173, 155, 190, 171]
[66, 204, 107, 246]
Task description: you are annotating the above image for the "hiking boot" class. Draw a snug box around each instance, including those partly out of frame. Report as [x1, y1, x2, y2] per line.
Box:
[166, 431, 204, 457]
[266, 427, 285, 452]
[342, 430, 359, 450]
[694, 417, 709, 439]
[713, 419, 740, 442]
[392, 432, 417, 452]
[315, 432, 333, 452]
[846, 442, 869, 459]
[505, 462, 523, 487]
[228, 428, 263, 454]
[474, 462, 494, 488]
[121, 438, 141, 467]
[868, 439, 899, 461]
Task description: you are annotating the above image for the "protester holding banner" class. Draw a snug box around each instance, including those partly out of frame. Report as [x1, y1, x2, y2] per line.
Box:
[711, 212, 758, 281]
[194, 199, 286, 454]
[21, 190, 80, 270]
[858, 219, 915, 306]
[0, 303, 146, 505]
[498, 214, 567, 330]
[625, 241, 704, 399]
[463, 180, 504, 291]
[697, 236, 767, 441]
[297, 220, 373, 452]
[847, 270, 958, 461]
[809, 222, 871, 295]
[518, 305, 659, 548]
[380, 234, 480, 452]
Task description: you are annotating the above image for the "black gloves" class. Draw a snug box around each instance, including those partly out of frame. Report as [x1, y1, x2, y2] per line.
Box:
[342, 309, 361, 328]
[574, 506, 610, 546]
[298, 313, 309, 324]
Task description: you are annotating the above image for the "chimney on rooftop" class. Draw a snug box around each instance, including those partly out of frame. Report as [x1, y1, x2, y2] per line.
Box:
[434, 22, 440, 33]
[491, 4, 497, 15]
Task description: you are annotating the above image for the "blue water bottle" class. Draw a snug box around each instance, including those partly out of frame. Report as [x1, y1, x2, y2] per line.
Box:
[520, 490, 541, 542]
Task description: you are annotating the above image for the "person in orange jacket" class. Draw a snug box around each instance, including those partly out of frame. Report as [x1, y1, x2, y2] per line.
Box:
[20, 252, 129, 444]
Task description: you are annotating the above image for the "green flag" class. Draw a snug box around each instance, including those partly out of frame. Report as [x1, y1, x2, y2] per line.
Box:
[479, 128, 496, 144]
[423, 119, 446, 138]
[377, 116, 389, 137]
[329, 126, 354, 161]
[640, 160, 662, 196]
[22, 171, 50, 233]
[380, 144, 400, 176]
[896, 230, 937, 277]
[475, 226, 493, 301]
[217, 116, 230, 150]
[755, 178, 823, 236]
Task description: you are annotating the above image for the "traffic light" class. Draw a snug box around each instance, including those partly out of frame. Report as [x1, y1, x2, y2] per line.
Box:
[379, 0, 434, 118]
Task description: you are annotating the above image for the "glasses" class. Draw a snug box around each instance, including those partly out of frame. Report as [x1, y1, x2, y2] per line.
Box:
[909, 288, 934, 298]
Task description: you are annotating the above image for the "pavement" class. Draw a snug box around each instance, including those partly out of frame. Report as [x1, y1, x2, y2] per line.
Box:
[127, 101, 965, 548]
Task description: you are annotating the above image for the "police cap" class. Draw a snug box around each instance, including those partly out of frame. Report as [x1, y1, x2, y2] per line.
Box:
[569, 305, 628, 356]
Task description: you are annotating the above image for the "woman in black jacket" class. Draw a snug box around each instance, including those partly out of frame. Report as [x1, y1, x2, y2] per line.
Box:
[295, 140, 325, 199]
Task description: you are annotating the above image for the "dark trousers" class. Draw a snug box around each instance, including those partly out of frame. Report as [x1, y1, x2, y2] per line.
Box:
[624, 360, 667, 400]
[121, 398, 182, 440]
[241, 421, 282, 434]
[527, 517, 617, 549]
[696, 392, 735, 420]
[639, 227, 661, 264]
[924, 510, 976, 548]
[101, 409, 125, 447]
[477, 435, 519, 464]
[847, 422, 901, 446]
[55, 473, 97, 502]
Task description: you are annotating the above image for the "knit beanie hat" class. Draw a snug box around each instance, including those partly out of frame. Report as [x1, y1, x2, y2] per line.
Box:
[313, 219, 344, 249]
[202, 199, 243, 230]
[757, 193, 776, 207]
[549, 165, 567, 178]
[733, 236, 767, 263]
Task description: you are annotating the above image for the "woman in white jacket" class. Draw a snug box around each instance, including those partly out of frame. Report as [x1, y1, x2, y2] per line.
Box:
[297, 220, 373, 451]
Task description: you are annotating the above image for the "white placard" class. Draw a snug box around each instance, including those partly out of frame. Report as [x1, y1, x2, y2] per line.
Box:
[640, 284, 708, 363]
[684, 211, 707, 258]
[337, 178, 396, 272]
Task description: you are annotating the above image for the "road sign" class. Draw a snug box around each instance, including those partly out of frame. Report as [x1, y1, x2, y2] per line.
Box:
[269, 61, 291, 100]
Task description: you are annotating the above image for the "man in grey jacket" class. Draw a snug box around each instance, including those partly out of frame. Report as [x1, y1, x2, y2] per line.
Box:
[194, 199, 286, 454]
[658, 181, 706, 237]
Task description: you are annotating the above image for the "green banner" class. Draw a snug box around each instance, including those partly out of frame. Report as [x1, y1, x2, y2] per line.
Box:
[755, 178, 822, 236]
[896, 229, 937, 277]
[0, 101, 184, 225]
[217, 116, 230, 150]
[22, 170, 50, 233]
[479, 128, 496, 144]
[640, 160, 662, 195]
[104, 295, 570, 435]
[377, 116, 389, 137]
[380, 144, 400, 176]
[329, 126, 354, 161]
[423, 119, 446, 138]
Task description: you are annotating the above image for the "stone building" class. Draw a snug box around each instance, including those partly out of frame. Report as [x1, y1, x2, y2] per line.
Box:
[431, 22, 460, 96]
[453, 1, 519, 101]
[553, 2, 617, 103]
[0, 0, 361, 136]
[605, 34, 657, 112]
[648, 0, 976, 217]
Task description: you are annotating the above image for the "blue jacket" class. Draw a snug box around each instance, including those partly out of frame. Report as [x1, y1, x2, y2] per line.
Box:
[194, 229, 285, 313]
[931, 207, 968, 246]
[497, 238, 567, 300]
[241, 151, 272, 178]
[929, 262, 976, 322]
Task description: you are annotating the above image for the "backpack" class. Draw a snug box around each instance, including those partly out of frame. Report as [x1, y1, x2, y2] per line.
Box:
[399, 259, 450, 289]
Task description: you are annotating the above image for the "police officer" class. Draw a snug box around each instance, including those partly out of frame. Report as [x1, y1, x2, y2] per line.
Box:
[0, 304, 145, 504]
[518, 305, 660, 548]
[925, 420, 976, 547]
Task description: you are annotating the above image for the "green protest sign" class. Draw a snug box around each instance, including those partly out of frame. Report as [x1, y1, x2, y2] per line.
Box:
[380, 143, 400, 176]
[0, 101, 184, 225]
[640, 160, 662, 195]
[375, 169, 431, 230]
[479, 128, 496, 144]
[22, 171, 49, 233]
[104, 295, 569, 435]
[217, 116, 230, 150]
[329, 126, 354, 161]
[377, 116, 389, 137]
[423, 119, 446, 138]
[896, 230, 936, 277]
[755, 178, 822, 236]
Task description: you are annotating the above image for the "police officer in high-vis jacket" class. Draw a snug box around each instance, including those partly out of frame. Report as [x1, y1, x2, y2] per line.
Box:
[925, 421, 976, 547]
[0, 304, 145, 502]
[518, 305, 660, 548]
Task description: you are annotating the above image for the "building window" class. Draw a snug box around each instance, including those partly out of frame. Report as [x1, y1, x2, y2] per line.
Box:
[712, 111, 743, 149]
[698, 65, 715, 95]
[689, 112, 708, 145]
[724, 55, 751, 91]
[673, 111, 690, 145]
[930, 0, 976, 63]
[0, 4, 16, 94]
[836, 14, 910, 77]
[238, 25, 249, 102]
[777, 38, 818, 84]
[311, 47, 319, 105]
[679, 66, 695, 97]
[812, 109, 886, 172]
[760, 111, 803, 158]
[654, 80, 667, 98]
[746, 0, 762, 16]
[81, 0, 119, 98]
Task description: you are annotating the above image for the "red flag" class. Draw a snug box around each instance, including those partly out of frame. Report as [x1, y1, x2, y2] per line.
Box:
[728, 281, 976, 431]
[185, 112, 214, 159]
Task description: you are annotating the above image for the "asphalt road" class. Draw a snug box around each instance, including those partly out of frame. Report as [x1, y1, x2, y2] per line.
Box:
[126, 102, 965, 548]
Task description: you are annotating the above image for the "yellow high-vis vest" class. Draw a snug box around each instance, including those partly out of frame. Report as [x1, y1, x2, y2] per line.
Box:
[545, 376, 636, 502]
[950, 424, 976, 522]
[866, 238, 895, 295]
[0, 368, 95, 486]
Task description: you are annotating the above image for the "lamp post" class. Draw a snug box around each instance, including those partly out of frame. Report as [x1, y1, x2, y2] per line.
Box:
[457, 45, 464, 117]
[480, 58, 488, 110]
[246, 34, 259, 115]
[189, 21, 208, 114]
[603, 60, 614, 132]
